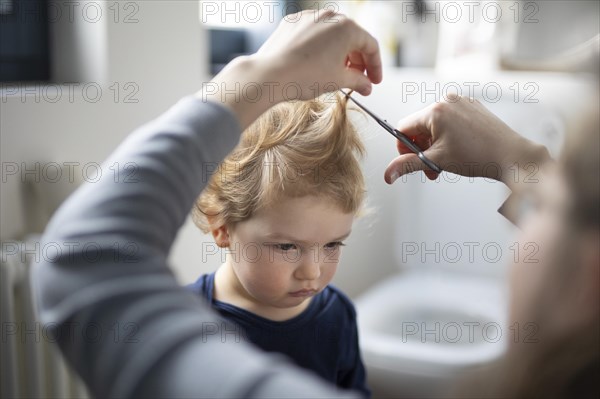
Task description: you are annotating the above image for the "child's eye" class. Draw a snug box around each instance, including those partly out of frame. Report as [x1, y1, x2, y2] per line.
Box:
[275, 243, 297, 251]
[324, 241, 345, 250]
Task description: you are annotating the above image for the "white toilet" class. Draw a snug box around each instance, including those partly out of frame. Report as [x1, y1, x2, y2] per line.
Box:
[354, 154, 514, 398]
[356, 270, 507, 398]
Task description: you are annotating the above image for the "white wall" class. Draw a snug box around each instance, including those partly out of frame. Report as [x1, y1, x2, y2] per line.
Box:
[1, 2, 211, 273]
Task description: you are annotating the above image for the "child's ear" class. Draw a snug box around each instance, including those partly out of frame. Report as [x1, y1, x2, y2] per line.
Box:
[206, 215, 231, 247]
[210, 224, 230, 248]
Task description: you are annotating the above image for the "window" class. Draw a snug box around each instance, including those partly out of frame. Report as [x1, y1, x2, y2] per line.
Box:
[0, 0, 50, 82]
[200, 0, 300, 74]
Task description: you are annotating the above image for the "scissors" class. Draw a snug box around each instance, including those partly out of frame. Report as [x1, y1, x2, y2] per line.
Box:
[339, 90, 443, 174]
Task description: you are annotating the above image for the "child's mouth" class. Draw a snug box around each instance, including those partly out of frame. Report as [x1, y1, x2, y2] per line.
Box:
[289, 289, 318, 297]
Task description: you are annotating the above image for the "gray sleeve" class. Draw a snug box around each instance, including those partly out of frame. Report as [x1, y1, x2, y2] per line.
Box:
[30, 97, 360, 399]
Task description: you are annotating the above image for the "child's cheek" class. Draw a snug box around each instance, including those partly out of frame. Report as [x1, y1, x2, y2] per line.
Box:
[323, 263, 338, 283]
[253, 257, 293, 293]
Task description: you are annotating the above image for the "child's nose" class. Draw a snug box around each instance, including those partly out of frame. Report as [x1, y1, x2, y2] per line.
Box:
[294, 258, 321, 281]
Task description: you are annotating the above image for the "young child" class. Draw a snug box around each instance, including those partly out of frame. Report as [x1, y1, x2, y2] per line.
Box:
[187, 93, 370, 396]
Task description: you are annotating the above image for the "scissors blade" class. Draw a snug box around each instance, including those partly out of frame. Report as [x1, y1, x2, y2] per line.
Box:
[339, 89, 443, 174]
[339, 90, 395, 132]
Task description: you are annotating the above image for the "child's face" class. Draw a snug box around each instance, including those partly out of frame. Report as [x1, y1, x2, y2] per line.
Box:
[226, 195, 354, 312]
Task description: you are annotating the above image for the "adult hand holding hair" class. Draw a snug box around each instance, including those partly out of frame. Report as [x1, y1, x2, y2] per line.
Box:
[199, 9, 382, 129]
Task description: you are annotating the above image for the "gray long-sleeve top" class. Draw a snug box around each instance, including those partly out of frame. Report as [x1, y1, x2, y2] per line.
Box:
[31, 97, 359, 398]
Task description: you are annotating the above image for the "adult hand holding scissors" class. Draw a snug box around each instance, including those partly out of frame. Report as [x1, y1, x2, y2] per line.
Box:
[383, 95, 551, 185]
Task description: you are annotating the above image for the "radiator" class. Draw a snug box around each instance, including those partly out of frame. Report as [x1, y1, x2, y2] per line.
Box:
[1, 238, 90, 399]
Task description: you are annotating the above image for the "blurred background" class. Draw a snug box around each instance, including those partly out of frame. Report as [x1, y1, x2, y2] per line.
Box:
[1, 1, 598, 398]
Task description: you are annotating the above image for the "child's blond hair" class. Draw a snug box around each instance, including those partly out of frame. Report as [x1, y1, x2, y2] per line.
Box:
[192, 93, 365, 233]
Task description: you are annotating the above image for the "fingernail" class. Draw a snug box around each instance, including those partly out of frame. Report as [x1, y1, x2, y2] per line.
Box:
[389, 172, 399, 184]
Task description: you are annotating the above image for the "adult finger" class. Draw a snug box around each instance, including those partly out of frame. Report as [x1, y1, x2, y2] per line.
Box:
[342, 67, 373, 96]
[384, 146, 442, 184]
[355, 32, 382, 84]
[395, 107, 434, 144]
[341, 18, 382, 85]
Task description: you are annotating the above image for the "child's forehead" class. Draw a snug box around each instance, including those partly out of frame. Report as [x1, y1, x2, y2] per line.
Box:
[254, 195, 350, 218]
[238, 195, 355, 240]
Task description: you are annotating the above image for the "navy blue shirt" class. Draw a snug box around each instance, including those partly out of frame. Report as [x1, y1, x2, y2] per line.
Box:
[187, 273, 370, 397]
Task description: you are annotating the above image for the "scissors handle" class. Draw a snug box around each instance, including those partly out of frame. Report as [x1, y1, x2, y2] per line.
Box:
[385, 125, 443, 174]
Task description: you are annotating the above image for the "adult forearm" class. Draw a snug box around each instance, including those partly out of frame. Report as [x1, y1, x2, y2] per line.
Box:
[498, 136, 553, 189]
